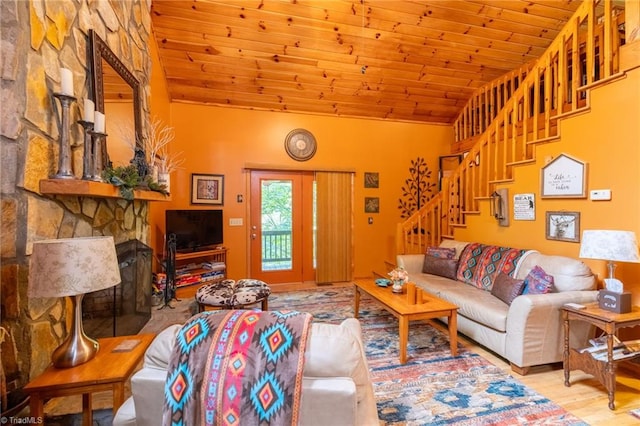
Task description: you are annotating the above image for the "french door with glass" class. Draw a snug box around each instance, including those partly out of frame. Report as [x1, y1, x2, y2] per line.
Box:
[249, 170, 315, 284]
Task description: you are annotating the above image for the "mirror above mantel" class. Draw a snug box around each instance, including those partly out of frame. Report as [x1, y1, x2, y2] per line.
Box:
[89, 29, 144, 169]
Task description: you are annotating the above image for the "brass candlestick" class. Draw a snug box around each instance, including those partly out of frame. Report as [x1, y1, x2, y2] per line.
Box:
[90, 131, 107, 182]
[78, 120, 94, 180]
[52, 93, 77, 179]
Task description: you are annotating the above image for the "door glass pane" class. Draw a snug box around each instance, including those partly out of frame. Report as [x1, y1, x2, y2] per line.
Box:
[261, 179, 292, 271]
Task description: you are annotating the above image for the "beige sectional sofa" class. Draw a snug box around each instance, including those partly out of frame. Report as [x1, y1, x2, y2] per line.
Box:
[397, 240, 598, 374]
[113, 318, 379, 426]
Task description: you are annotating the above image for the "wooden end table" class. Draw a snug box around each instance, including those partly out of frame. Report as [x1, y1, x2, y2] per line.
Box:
[24, 333, 155, 425]
[562, 303, 640, 410]
[354, 279, 458, 364]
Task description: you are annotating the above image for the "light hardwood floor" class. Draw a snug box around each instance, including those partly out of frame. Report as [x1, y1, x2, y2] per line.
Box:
[271, 281, 640, 425]
[44, 281, 640, 424]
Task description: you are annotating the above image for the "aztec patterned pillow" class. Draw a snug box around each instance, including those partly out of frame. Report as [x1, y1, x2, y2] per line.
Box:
[522, 265, 555, 294]
[491, 273, 526, 305]
[456, 243, 527, 291]
[426, 246, 456, 259]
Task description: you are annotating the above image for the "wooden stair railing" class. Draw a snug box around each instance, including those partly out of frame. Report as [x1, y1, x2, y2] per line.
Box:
[397, 0, 626, 255]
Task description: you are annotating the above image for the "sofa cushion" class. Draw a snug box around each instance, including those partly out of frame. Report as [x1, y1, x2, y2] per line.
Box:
[416, 280, 509, 332]
[438, 240, 470, 260]
[304, 319, 370, 403]
[143, 324, 181, 370]
[522, 265, 555, 294]
[491, 273, 525, 305]
[422, 255, 458, 279]
[456, 243, 527, 291]
[426, 246, 456, 259]
[515, 252, 596, 292]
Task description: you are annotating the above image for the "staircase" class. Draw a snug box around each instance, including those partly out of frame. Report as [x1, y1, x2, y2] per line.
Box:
[397, 0, 628, 255]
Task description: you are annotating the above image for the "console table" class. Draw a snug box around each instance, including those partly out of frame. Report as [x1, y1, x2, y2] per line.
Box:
[24, 334, 155, 425]
[562, 303, 640, 410]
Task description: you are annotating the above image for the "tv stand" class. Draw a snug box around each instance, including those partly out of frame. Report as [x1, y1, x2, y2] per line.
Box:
[174, 247, 227, 298]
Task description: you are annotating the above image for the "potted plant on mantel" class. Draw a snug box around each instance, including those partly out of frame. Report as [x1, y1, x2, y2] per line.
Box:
[102, 117, 183, 200]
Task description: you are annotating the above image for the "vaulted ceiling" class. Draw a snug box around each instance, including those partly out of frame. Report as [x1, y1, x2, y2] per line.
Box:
[150, 0, 585, 125]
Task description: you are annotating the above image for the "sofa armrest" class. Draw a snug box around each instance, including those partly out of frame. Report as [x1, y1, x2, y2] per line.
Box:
[505, 291, 598, 368]
[130, 367, 168, 426]
[299, 377, 357, 426]
[396, 254, 424, 275]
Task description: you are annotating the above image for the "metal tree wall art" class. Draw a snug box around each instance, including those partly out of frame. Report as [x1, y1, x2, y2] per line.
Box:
[398, 157, 437, 218]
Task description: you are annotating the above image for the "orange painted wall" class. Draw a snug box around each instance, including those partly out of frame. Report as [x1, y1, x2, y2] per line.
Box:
[148, 35, 172, 263]
[150, 103, 453, 280]
[455, 67, 640, 306]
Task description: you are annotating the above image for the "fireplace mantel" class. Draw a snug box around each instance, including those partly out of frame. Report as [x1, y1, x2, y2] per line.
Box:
[40, 179, 170, 201]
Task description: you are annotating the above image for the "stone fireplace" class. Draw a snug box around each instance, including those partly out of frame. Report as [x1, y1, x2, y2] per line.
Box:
[83, 239, 153, 338]
[0, 0, 153, 414]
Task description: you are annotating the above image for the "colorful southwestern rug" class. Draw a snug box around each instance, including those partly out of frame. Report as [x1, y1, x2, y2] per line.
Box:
[269, 286, 588, 426]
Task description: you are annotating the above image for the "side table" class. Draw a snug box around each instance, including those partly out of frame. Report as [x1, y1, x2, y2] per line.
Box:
[24, 333, 155, 426]
[562, 303, 640, 410]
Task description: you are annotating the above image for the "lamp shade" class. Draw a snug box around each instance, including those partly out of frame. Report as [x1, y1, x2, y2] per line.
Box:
[28, 236, 121, 298]
[579, 230, 640, 263]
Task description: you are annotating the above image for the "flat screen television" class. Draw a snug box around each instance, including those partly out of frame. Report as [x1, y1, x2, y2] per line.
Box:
[165, 209, 224, 252]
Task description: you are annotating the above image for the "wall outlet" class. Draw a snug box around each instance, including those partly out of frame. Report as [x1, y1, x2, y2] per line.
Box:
[590, 189, 611, 201]
[229, 218, 243, 226]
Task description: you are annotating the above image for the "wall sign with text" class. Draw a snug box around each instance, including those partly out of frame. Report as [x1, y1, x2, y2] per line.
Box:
[540, 154, 587, 198]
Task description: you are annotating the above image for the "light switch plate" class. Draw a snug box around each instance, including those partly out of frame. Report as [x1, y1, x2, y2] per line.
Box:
[590, 189, 611, 200]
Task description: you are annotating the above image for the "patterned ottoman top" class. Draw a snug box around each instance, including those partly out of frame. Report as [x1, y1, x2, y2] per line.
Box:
[196, 279, 271, 307]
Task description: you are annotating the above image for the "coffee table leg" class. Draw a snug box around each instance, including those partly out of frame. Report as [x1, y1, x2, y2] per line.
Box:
[354, 286, 361, 318]
[448, 310, 458, 356]
[399, 315, 408, 364]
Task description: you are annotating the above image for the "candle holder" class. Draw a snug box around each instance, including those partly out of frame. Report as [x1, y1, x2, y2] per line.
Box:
[78, 120, 94, 180]
[52, 92, 77, 179]
[89, 131, 107, 182]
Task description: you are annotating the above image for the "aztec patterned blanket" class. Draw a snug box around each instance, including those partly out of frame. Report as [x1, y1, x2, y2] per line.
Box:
[456, 243, 527, 290]
[163, 310, 313, 425]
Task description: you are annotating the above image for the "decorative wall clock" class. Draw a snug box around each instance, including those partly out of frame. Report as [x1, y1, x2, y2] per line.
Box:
[284, 128, 317, 161]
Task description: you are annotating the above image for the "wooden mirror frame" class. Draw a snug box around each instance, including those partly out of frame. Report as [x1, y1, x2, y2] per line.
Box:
[89, 29, 144, 165]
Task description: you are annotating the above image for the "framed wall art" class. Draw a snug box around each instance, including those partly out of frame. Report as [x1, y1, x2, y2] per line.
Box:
[364, 197, 379, 213]
[364, 172, 379, 188]
[540, 153, 587, 198]
[545, 211, 580, 242]
[191, 173, 224, 205]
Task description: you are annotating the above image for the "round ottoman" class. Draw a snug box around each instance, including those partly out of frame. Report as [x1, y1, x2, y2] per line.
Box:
[195, 279, 271, 312]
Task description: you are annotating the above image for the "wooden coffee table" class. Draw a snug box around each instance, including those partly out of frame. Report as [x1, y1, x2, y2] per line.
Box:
[354, 279, 458, 364]
[24, 334, 155, 426]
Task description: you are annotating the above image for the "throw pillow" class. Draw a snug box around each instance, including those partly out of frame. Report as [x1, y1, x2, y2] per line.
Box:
[522, 265, 555, 294]
[422, 255, 458, 279]
[426, 246, 456, 259]
[491, 273, 526, 305]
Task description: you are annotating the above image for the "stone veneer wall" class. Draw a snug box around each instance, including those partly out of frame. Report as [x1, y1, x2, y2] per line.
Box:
[0, 0, 152, 397]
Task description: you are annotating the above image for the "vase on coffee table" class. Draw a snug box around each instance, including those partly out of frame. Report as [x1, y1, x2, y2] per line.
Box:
[392, 280, 404, 293]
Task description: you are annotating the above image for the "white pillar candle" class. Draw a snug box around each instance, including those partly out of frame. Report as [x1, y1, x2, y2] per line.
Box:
[84, 99, 95, 123]
[60, 68, 74, 96]
[94, 111, 105, 133]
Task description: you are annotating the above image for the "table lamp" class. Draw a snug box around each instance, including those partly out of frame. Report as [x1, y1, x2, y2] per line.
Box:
[28, 236, 121, 368]
[579, 230, 639, 313]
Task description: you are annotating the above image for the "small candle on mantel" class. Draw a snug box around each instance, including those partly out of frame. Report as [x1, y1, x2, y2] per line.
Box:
[84, 99, 95, 123]
[94, 111, 105, 133]
[60, 68, 74, 96]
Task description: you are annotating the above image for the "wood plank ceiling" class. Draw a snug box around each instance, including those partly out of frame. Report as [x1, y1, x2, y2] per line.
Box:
[151, 0, 583, 124]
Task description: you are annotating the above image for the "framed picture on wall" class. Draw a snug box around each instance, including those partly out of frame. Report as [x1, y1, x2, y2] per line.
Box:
[364, 197, 380, 213]
[191, 173, 224, 205]
[545, 211, 580, 242]
[540, 154, 587, 198]
[364, 172, 379, 188]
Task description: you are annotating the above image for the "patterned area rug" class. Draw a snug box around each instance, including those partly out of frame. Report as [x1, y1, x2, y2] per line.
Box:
[269, 286, 588, 425]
